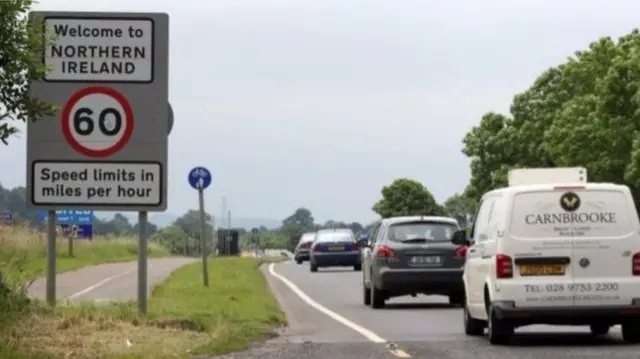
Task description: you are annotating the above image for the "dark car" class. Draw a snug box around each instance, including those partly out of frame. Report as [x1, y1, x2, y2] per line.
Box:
[310, 229, 361, 272]
[294, 232, 316, 264]
[361, 216, 465, 308]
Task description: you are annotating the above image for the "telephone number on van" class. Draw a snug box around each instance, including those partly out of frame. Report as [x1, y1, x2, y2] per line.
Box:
[526, 294, 621, 302]
[524, 282, 619, 293]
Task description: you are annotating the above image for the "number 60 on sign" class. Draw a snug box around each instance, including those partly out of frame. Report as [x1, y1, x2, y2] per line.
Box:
[61, 86, 134, 158]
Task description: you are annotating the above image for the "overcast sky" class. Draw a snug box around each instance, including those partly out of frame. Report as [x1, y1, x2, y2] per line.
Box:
[2, 0, 639, 223]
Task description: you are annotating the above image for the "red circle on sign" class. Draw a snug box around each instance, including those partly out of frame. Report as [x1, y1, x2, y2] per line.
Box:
[61, 86, 134, 158]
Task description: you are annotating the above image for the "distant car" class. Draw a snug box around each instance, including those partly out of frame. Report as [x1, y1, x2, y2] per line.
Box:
[310, 229, 361, 272]
[361, 216, 465, 309]
[294, 232, 316, 264]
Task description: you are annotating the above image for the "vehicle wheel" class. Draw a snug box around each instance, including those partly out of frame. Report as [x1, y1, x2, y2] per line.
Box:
[310, 263, 318, 272]
[463, 300, 485, 336]
[370, 284, 386, 309]
[589, 324, 610, 336]
[449, 293, 464, 306]
[622, 323, 640, 343]
[354, 264, 362, 271]
[486, 304, 513, 345]
[363, 281, 371, 306]
[296, 258, 302, 264]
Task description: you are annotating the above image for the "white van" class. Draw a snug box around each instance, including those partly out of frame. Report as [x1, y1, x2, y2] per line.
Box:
[452, 176, 640, 345]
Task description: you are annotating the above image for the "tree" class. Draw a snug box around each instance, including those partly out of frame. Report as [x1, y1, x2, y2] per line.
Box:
[282, 208, 315, 230]
[372, 178, 444, 218]
[443, 193, 476, 228]
[173, 209, 213, 240]
[0, 1, 56, 144]
[151, 225, 191, 255]
[461, 29, 640, 208]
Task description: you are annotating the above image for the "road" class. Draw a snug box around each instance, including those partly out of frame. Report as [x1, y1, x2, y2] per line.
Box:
[28, 257, 197, 302]
[210, 260, 640, 359]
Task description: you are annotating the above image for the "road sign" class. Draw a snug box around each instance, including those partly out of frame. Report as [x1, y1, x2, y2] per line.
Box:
[188, 167, 212, 190]
[39, 210, 93, 225]
[27, 11, 169, 212]
[1, 213, 12, 227]
[62, 86, 134, 157]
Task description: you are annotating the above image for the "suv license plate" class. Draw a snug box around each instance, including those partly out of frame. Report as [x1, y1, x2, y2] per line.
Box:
[410, 256, 441, 265]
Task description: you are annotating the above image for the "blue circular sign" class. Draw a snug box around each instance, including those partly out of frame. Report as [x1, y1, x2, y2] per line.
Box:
[188, 166, 212, 190]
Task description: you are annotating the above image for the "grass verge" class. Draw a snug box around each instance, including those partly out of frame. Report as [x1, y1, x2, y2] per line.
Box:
[0, 226, 171, 285]
[3, 257, 286, 359]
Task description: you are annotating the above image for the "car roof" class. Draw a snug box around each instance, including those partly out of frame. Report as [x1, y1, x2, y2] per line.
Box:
[316, 228, 352, 233]
[381, 216, 459, 226]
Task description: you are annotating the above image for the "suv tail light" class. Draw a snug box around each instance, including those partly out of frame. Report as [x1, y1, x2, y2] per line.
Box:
[496, 254, 513, 278]
[633, 252, 640, 275]
[455, 245, 468, 258]
[375, 245, 395, 258]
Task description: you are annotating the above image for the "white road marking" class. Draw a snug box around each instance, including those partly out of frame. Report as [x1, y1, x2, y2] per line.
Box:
[67, 268, 135, 299]
[268, 263, 387, 343]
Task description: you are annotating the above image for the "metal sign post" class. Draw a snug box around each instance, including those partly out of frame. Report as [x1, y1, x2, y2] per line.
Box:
[27, 11, 170, 311]
[188, 166, 212, 287]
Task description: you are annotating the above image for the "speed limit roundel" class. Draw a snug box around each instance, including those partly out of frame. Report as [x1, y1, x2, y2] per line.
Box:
[61, 86, 134, 157]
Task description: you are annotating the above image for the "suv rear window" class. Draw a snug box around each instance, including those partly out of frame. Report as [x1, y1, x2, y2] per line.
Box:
[387, 222, 458, 242]
[509, 189, 634, 238]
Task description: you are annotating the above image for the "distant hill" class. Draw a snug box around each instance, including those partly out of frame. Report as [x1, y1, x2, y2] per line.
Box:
[95, 212, 281, 229]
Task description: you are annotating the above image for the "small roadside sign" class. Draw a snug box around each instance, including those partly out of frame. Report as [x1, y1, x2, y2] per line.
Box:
[188, 166, 212, 287]
[39, 210, 93, 225]
[188, 167, 212, 190]
[1, 213, 12, 228]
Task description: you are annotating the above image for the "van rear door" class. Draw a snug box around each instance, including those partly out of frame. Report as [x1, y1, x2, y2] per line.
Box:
[509, 185, 640, 308]
[558, 186, 640, 307]
[506, 189, 575, 308]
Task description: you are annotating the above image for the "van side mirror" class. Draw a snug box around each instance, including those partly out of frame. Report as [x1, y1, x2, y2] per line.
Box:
[451, 230, 470, 246]
[357, 237, 370, 248]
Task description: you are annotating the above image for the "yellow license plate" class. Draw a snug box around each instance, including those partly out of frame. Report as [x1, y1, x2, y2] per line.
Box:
[328, 245, 344, 251]
[519, 264, 565, 276]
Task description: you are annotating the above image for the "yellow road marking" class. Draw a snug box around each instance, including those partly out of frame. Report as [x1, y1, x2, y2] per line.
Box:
[389, 349, 411, 357]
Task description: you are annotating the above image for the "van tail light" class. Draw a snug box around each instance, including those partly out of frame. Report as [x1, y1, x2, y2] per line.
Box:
[375, 245, 395, 258]
[632, 253, 640, 275]
[496, 254, 513, 278]
[455, 245, 468, 258]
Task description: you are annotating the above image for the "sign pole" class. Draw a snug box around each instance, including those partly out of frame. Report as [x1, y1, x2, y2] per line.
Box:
[137, 211, 148, 314]
[198, 189, 209, 287]
[188, 166, 212, 287]
[68, 228, 74, 257]
[46, 210, 57, 306]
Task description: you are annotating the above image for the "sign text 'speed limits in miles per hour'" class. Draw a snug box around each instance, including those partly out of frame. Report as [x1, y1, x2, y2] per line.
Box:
[31, 161, 163, 207]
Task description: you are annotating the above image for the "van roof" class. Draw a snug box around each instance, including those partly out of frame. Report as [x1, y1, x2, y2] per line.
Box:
[485, 182, 629, 197]
[382, 216, 459, 225]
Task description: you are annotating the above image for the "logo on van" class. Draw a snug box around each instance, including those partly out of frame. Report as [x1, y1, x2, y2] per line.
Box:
[560, 192, 581, 212]
[579, 257, 590, 268]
